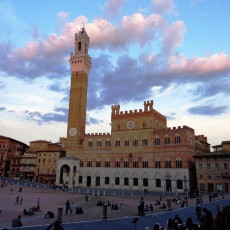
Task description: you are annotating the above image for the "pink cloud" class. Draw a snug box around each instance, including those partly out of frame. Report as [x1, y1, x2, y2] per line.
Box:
[169, 53, 230, 75]
[103, 0, 126, 18]
[152, 0, 175, 15]
[162, 21, 186, 54]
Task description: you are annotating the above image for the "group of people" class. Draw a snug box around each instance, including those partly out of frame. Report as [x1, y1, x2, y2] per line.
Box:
[15, 195, 23, 205]
[65, 200, 84, 215]
[153, 206, 230, 230]
[111, 203, 124, 210]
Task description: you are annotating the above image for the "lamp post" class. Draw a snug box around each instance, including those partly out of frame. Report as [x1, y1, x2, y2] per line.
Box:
[184, 176, 188, 206]
[184, 176, 187, 195]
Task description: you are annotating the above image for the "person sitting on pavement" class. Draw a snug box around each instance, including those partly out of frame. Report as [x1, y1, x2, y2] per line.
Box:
[12, 215, 22, 227]
[154, 200, 161, 205]
[44, 211, 54, 219]
[159, 203, 166, 209]
[149, 204, 153, 211]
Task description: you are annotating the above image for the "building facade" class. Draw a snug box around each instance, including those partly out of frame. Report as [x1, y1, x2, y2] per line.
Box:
[194, 141, 230, 193]
[55, 28, 210, 193]
[0, 135, 28, 177]
[21, 140, 66, 184]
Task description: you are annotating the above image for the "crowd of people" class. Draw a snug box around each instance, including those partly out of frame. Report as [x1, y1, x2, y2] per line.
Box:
[152, 205, 230, 230]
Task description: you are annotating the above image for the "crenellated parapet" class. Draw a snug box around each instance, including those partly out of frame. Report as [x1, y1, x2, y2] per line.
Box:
[111, 100, 156, 116]
[155, 125, 194, 132]
[85, 132, 111, 137]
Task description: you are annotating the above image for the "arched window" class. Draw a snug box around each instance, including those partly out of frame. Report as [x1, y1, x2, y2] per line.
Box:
[133, 178, 138, 186]
[176, 157, 182, 168]
[155, 158, 161, 168]
[154, 136, 160, 145]
[115, 177, 120, 185]
[87, 159, 92, 167]
[124, 177, 129, 186]
[105, 158, 110, 168]
[105, 177, 110, 185]
[124, 138, 129, 147]
[165, 158, 171, 168]
[78, 176, 82, 184]
[115, 159, 120, 168]
[164, 135, 170, 144]
[175, 135, 181, 144]
[133, 158, 138, 168]
[116, 139, 120, 147]
[133, 137, 138, 146]
[177, 179, 183, 189]
[78, 42, 81, 51]
[97, 139, 102, 147]
[124, 158, 129, 168]
[143, 158, 148, 168]
[105, 139, 110, 147]
[88, 139, 93, 147]
[96, 176, 100, 187]
[142, 137, 148, 146]
[143, 178, 148, 187]
[96, 158, 101, 167]
[156, 179, 161, 187]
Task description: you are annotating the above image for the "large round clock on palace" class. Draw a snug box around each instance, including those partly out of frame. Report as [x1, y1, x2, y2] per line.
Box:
[126, 121, 135, 129]
[69, 128, 77, 136]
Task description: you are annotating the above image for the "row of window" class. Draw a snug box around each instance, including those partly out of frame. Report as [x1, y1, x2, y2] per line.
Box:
[81, 158, 183, 169]
[78, 176, 184, 189]
[87, 136, 181, 147]
[200, 175, 222, 180]
[198, 163, 228, 169]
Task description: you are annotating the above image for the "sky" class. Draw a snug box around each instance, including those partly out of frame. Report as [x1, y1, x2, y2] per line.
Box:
[0, 0, 230, 147]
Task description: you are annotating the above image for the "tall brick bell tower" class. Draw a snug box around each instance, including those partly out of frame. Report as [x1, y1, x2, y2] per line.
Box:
[67, 28, 91, 146]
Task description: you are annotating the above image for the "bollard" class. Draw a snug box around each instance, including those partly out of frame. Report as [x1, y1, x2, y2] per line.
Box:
[184, 196, 188, 207]
[160, 195, 162, 201]
[167, 198, 172, 211]
[103, 191, 105, 196]
[122, 191, 124, 196]
[198, 194, 203, 204]
[102, 204, 108, 219]
[57, 207, 63, 221]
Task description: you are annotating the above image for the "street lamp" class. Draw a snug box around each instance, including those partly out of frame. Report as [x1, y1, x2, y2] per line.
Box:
[184, 176, 187, 195]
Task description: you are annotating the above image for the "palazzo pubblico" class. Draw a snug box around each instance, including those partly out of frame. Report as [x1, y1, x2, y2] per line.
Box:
[55, 28, 210, 193]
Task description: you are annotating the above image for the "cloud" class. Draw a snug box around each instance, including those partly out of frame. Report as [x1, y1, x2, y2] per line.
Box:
[87, 116, 104, 126]
[103, 0, 126, 18]
[152, 0, 175, 15]
[0, 2, 229, 120]
[188, 105, 228, 116]
[0, 106, 6, 111]
[192, 76, 230, 98]
[161, 20, 186, 54]
[24, 107, 68, 124]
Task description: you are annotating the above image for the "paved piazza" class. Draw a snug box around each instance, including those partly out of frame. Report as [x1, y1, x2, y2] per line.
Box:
[0, 182, 230, 229]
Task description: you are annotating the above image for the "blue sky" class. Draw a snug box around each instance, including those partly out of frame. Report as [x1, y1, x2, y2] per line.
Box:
[0, 0, 230, 147]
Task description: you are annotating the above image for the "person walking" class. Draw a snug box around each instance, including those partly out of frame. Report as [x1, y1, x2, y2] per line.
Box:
[20, 196, 23, 205]
[138, 197, 145, 216]
[65, 200, 70, 215]
[15, 195, 19, 205]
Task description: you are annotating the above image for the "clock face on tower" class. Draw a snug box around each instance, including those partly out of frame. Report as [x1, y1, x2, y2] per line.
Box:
[69, 128, 77, 136]
[126, 120, 135, 130]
